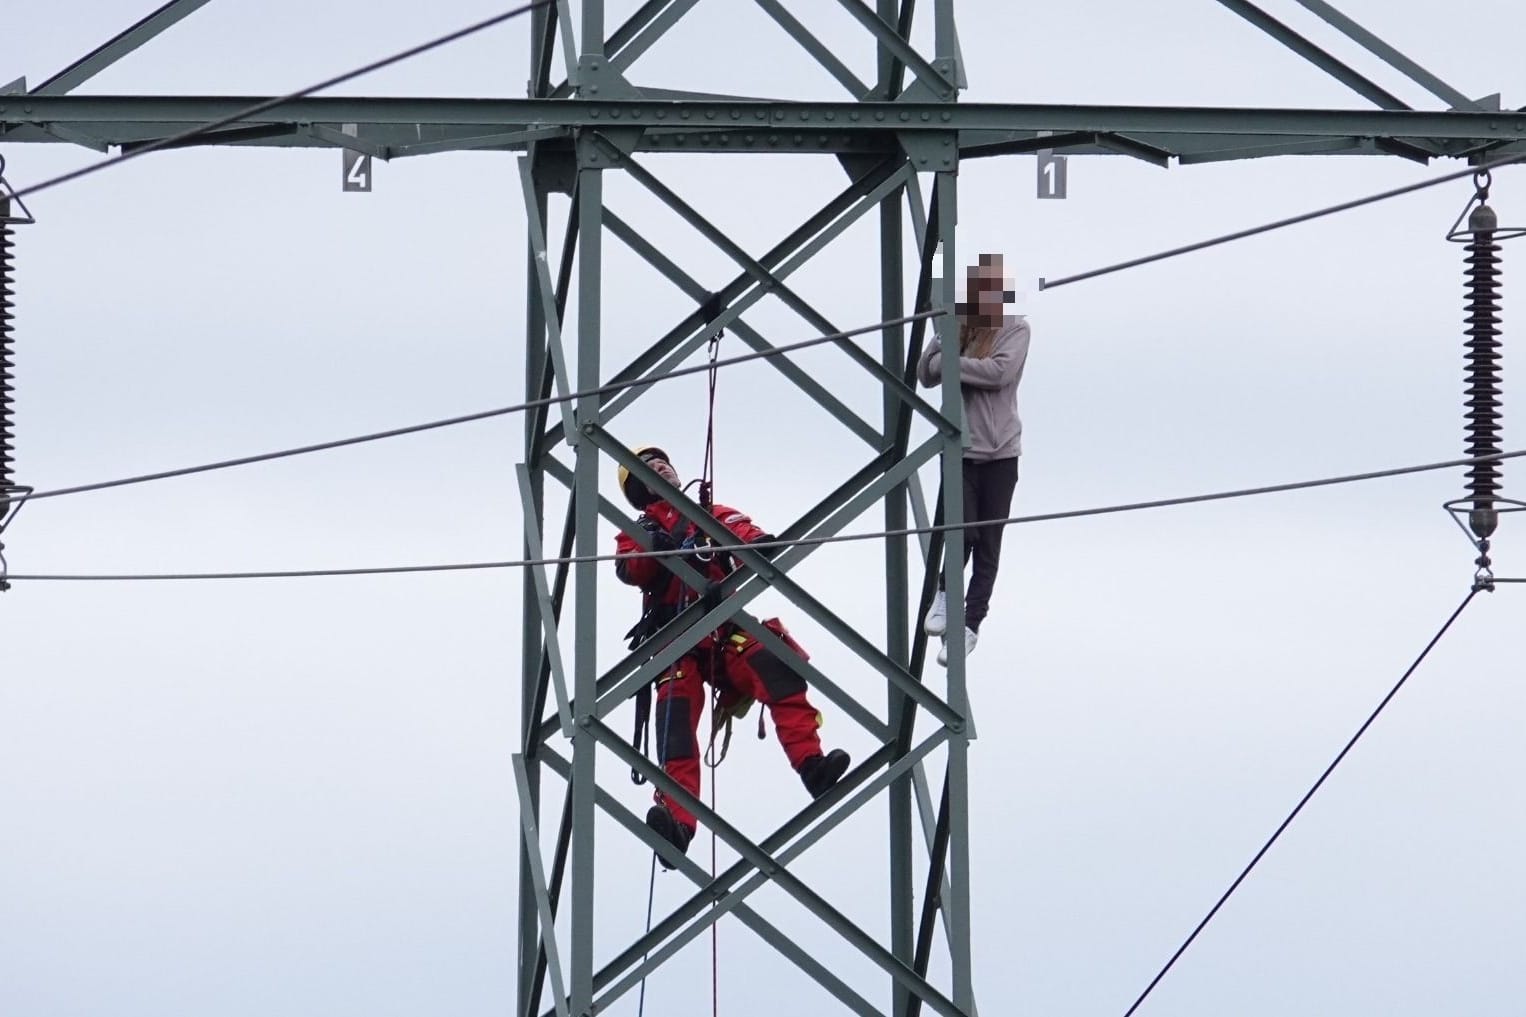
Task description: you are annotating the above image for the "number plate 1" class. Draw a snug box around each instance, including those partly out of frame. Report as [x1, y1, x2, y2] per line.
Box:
[1037, 151, 1067, 200]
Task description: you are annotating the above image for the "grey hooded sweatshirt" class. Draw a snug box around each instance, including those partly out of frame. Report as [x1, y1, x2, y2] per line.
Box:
[916, 318, 1031, 461]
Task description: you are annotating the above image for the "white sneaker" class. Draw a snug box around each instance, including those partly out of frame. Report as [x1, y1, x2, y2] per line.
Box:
[923, 590, 948, 637]
[937, 626, 978, 667]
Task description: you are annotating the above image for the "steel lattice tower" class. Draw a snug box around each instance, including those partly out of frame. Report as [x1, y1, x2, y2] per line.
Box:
[5, 2, 1525, 1015]
[516, 8, 977, 1015]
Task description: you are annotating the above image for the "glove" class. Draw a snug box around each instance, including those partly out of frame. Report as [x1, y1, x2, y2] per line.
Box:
[624, 616, 652, 651]
[749, 534, 781, 560]
[700, 581, 724, 613]
[635, 517, 678, 554]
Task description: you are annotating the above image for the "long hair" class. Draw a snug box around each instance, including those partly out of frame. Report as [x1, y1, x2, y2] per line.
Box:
[959, 320, 999, 359]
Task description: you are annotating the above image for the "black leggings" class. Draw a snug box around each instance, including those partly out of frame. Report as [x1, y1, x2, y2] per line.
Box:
[937, 457, 1019, 632]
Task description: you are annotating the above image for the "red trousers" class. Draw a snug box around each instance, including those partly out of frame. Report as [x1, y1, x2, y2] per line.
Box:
[652, 619, 824, 832]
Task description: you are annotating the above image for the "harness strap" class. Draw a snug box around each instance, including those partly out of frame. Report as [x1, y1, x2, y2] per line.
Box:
[630, 681, 652, 785]
[704, 685, 735, 768]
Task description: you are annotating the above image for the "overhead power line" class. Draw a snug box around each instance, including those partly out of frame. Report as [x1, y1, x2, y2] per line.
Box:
[14, 310, 942, 505]
[1039, 151, 1526, 291]
[8, 447, 1522, 582]
[9, 1, 552, 202]
[1120, 587, 1480, 1017]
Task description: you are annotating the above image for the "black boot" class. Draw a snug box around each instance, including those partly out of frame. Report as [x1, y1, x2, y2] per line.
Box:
[646, 804, 693, 870]
[799, 749, 851, 799]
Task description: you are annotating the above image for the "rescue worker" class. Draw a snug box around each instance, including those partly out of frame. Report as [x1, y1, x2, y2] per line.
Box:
[614, 446, 850, 866]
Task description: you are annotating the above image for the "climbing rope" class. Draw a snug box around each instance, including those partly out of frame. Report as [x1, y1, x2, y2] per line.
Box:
[638, 302, 729, 1017]
[709, 709, 720, 1017]
[636, 851, 657, 1017]
[701, 317, 723, 1017]
[636, 669, 680, 1017]
[700, 321, 736, 768]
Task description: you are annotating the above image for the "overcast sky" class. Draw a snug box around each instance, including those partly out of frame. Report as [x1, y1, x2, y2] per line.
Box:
[4, 2, 1525, 1015]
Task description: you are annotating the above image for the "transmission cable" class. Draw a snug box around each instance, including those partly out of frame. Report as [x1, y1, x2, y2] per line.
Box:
[7, 447, 1521, 582]
[1040, 151, 1526, 291]
[1120, 586, 1480, 1017]
[8, 1, 552, 203]
[13, 310, 941, 505]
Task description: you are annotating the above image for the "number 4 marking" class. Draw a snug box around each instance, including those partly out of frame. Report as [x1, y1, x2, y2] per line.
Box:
[342, 150, 373, 193]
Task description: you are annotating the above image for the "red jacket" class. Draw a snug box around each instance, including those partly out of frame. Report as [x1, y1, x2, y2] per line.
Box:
[614, 499, 769, 604]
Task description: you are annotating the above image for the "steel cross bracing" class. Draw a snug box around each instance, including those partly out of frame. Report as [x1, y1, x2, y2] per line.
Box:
[4, 2, 1523, 1016]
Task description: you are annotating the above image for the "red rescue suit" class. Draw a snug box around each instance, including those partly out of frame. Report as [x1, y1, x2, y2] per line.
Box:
[615, 499, 825, 834]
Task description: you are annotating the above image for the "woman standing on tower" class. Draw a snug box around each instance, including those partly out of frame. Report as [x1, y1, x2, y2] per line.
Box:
[917, 253, 1031, 665]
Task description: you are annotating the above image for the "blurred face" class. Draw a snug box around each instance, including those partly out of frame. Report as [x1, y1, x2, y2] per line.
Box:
[959, 254, 1013, 327]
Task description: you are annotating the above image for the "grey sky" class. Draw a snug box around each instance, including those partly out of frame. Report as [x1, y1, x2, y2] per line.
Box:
[4, 2, 1525, 1015]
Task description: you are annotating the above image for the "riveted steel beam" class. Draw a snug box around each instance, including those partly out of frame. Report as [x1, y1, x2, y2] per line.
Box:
[8, 97, 1526, 147]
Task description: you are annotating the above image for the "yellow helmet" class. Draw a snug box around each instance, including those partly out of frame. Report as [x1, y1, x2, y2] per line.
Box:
[616, 445, 672, 508]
